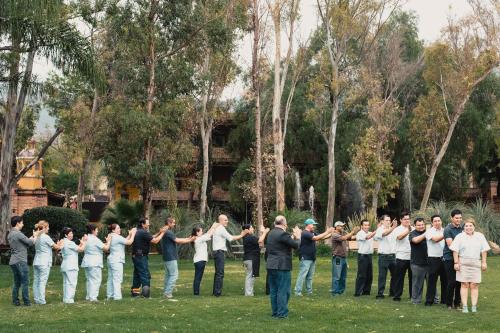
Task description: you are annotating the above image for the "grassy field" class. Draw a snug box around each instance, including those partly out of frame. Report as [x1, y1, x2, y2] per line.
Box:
[1, 254, 499, 333]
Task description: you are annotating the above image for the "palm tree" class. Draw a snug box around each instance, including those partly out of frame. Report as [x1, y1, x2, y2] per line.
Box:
[0, 0, 98, 244]
[100, 200, 145, 229]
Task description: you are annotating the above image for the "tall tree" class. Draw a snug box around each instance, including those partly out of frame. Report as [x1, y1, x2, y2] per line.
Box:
[0, 0, 96, 243]
[313, 0, 399, 227]
[413, 1, 499, 209]
[267, 0, 300, 213]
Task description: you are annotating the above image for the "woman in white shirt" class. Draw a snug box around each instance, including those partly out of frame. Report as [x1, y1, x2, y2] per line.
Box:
[60, 227, 87, 303]
[81, 224, 111, 302]
[106, 224, 136, 300]
[191, 222, 220, 295]
[33, 220, 63, 304]
[450, 218, 490, 313]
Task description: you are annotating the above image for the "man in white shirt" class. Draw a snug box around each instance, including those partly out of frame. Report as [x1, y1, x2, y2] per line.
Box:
[354, 220, 376, 297]
[393, 212, 412, 301]
[212, 214, 247, 297]
[424, 214, 447, 306]
[374, 214, 397, 299]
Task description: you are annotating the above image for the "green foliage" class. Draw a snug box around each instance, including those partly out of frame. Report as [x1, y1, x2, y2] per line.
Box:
[268, 209, 314, 230]
[100, 199, 144, 228]
[346, 210, 379, 230]
[22, 206, 88, 240]
[316, 243, 331, 257]
[45, 171, 79, 195]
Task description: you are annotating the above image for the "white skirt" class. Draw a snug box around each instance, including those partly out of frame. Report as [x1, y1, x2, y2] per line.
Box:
[456, 258, 482, 283]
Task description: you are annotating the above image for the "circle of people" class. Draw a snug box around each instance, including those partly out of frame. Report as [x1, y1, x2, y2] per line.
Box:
[7, 209, 490, 319]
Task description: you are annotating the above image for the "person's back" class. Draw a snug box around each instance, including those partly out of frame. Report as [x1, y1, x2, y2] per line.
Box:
[133, 228, 152, 256]
[8, 229, 32, 265]
[266, 228, 297, 271]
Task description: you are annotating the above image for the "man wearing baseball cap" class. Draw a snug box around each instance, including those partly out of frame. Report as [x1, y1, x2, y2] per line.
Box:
[331, 221, 360, 296]
[294, 218, 334, 296]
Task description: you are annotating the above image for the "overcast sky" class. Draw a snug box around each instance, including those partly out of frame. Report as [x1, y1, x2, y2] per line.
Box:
[35, 0, 472, 135]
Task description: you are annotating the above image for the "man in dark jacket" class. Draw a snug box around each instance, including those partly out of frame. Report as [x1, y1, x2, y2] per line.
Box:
[266, 215, 302, 319]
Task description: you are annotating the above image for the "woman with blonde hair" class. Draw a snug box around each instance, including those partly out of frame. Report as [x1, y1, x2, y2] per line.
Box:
[81, 224, 111, 302]
[450, 218, 490, 313]
[33, 220, 63, 304]
[60, 227, 87, 303]
[106, 224, 136, 300]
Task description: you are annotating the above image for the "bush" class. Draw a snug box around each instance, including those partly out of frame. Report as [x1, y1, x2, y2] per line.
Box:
[100, 199, 144, 228]
[316, 243, 331, 257]
[269, 209, 314, 230]
[22, 206, 88, 241]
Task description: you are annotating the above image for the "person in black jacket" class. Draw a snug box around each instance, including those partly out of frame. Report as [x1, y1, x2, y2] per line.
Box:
[266, 215, 302, 319]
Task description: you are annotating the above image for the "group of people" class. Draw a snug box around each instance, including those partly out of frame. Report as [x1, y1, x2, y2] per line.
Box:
[7, 209, 491, 319]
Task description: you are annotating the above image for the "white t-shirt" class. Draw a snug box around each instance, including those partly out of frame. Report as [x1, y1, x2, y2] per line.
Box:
[393, 225, 411, 260]
[374, 226, 396, 254]
[425, 227, 445, 258]
[212, 226, 234, 251]
[449, 232, 490, 260]
[356, 229, 374, 254]
[193, 234, 211, 263]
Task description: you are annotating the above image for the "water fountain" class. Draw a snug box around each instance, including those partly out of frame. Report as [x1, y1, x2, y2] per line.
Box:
[403, 164, 413, 212]
[308, 185, 315, 218]
[294, 171, 304, 209]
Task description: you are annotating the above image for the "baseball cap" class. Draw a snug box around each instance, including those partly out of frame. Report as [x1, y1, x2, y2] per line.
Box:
[304, 218, 318, 225]
[334, 221, 345, 227]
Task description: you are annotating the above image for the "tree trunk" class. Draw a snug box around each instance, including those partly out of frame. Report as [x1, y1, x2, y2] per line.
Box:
[0, 46, 34, 244]
[325, 96, 339, 228]
[251, 0, 264, 231]
[271, 9, 286, 213]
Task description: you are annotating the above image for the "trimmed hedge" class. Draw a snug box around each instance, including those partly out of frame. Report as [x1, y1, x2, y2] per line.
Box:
[22, 206, 88, 241]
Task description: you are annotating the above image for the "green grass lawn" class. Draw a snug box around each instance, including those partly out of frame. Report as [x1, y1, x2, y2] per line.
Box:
[1, 255, 499, 333]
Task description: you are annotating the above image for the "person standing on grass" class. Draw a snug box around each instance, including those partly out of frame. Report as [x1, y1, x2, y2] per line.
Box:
[294, 219, 333, 297]
[131, 218, 166, 298]
[106, 224, 136, 301]
[450, 218, 490, 313]
[374, 215, 397, 299]
[8, 216, 39, 306]
[266, 215, 302, 319]
[330, 221, 360, 296]
[81, 224, 111, 302]
[409, 218, 428, 304]
[443, 209, 463, 309]
[60, 227, 87, 304]
[191, 222, 220, 295]
[33, 220, 63, 305]
[425, 214, 447, 306]
[212, 214, 248, 297]
[161, 217, 195, 299]
[354, 220, 376, 297]
[242, 224, 269, 296]
[393, 212, 412, 301]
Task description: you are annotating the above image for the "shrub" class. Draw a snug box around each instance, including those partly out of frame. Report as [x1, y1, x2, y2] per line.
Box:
[100, 199, 144, 228]
[22, 206, 88, 241]
[316, 243, 331, 257]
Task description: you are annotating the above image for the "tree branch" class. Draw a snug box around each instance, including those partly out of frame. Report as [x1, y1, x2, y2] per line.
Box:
[11, 127, 64, 186]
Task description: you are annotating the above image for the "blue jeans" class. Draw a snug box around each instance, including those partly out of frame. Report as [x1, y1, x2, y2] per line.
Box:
[163, 260, 179, 296]
[294, 259, 316, 295]
[193, 261, 206, 295]
[268, 269, 291, 318]
[33, 265, 51, 304]
[132, 255, 151, 289]
[331, 256, 347, 295]
[10, 262, 30, 305]
[212, 250, 225, 296]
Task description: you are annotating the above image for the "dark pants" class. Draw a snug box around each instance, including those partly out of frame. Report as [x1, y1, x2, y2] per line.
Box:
[354, 254, 373, 296]
[132, 255, 151, 289]
[393, 259, 412, 299]
[10, 262, 30, 305]
[444, 259, 461, 307]
[268, 269, 291, 318]
[377, 254, 396, 297]
[426, 257, 447, 305]
[411, 264, 428, 304]
[193, 261, 206, 295]
[212, 250, 225, 296]
[265, 269, 270, 295]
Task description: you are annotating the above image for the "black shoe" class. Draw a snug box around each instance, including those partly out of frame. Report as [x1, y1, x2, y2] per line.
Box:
[362, 292, 371, 296]
[393, 297, 401, 302]
[425, 302, 433, 306]
[131, 288, 141, 297]
[376, 295, 385, 299]
[141, 286, 150, 298]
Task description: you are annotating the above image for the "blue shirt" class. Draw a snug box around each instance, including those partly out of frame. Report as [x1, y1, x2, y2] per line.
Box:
[61, 239, 79, 272]
[33, 233, 55, 267]
[161, 230, 177, 261]
[81, 235, 104, 268]
[443, 223, 463, 261]
[108, 234, 127, 264]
